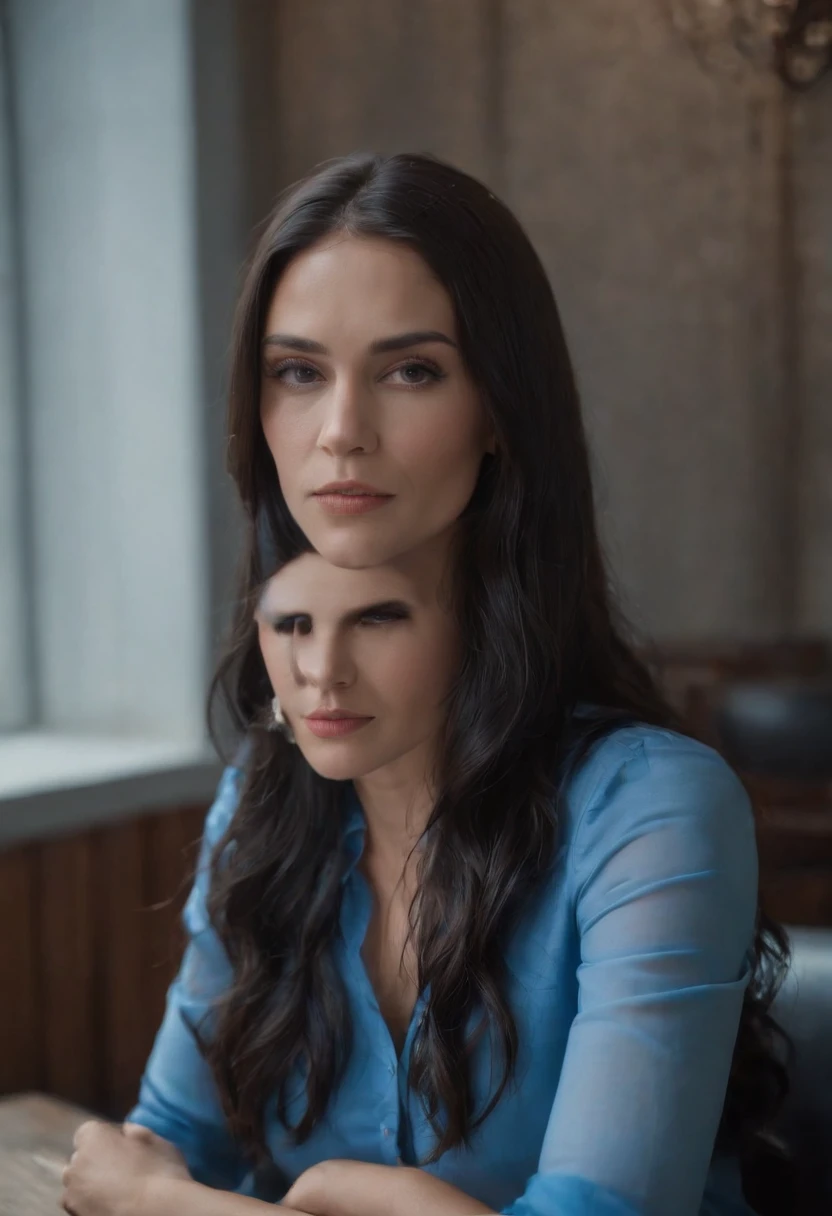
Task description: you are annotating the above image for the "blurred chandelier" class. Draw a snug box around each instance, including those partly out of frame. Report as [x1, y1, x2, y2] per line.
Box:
[667, 0, 832, 86]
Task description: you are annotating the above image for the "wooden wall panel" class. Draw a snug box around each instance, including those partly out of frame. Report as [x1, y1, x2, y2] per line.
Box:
[141, 806, 207, 1067]
[95, 817, 150, 1118]
[0, 845, 41, 1094]
[0, 800, 210, 1118]
[38, 833, 96, 1108]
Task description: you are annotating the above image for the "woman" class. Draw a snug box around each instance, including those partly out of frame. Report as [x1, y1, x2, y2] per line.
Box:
[63, 153, 788, 1216]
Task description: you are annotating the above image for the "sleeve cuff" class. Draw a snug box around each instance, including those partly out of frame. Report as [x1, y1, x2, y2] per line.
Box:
[501, 1173, 641, 1216]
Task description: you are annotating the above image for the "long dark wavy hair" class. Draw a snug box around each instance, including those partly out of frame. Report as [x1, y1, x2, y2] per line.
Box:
[201, 152, 790, 1177]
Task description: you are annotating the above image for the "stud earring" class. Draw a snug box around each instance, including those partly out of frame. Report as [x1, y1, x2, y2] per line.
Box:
[271, 695, 296, 744]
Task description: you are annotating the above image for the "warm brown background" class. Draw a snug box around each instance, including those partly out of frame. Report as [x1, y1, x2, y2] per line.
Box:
[232, 0, 832, 645]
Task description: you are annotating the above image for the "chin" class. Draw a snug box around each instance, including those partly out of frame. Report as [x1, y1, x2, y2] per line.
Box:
[296, 743, 369, 783]
[306, 515, 420, 571]
[311, 531, 397, 571]
[297, 739, 405, 785]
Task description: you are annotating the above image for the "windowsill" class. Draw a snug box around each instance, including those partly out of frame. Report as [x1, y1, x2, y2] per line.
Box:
[0, 730, 223, 847]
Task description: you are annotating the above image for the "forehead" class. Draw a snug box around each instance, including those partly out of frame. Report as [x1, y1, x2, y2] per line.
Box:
[264, 234, 456, 337]
[259, 553, 419, 618]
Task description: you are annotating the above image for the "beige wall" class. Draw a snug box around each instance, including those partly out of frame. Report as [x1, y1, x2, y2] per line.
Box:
[239, 0, 831, 644]
[794, 84, 832, 637]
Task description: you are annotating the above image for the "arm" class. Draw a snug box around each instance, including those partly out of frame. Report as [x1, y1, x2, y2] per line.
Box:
[127, 767, 254, 1191]
[282, 1161, 494, 1216]
[61, 1123, 492, 1216]
[502, 733, 758, 1216]
[61, 1121, 313, 1216]
[143, 1176, 314, 1216]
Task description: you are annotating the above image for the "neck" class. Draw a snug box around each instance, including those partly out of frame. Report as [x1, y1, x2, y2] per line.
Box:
[353, 743, 435, 867]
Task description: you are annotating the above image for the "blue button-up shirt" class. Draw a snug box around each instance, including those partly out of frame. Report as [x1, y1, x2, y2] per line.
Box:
[129, 726, 758, 1215]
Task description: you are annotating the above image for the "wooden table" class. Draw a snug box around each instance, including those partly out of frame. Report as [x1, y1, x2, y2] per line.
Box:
[0, 1093, 91, 1215]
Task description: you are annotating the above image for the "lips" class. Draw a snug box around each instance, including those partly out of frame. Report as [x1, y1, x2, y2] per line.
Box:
[303, 710, 375, 739]
[312, 480, 394, 516]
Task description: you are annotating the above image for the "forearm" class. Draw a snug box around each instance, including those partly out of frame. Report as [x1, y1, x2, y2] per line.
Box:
[378, 1167, 494, 1216]
[285, 1161, 495, 1216]
[143, 1175, 312, 1216]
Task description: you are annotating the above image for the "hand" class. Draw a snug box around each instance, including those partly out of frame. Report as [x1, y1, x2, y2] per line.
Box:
[62, 1120, 191, 1216]
[282, 1160, 343, 1213]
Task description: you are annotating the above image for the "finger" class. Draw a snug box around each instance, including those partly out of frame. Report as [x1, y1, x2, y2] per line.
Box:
[73, 1118, 102, 1149]
[122, 1121, 155, 1140]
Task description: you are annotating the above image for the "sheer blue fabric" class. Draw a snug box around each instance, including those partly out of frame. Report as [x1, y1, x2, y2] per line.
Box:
[128, 727, 759, 1215]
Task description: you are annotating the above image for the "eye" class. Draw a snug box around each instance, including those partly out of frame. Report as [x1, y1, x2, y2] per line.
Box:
[384, 359, 445, 388]
[263, 358, 323, 387]
[273, 614, 312, 635]
[358, 606, 411, 627]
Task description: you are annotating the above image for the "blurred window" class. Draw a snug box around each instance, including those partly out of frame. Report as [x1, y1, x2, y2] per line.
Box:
[0, 0, 217, 804]
[0, 9, 30, 730]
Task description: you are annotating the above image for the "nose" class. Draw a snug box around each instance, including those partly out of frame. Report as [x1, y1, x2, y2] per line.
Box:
[316, 373, 379, 457]
[292, 630, 356, 695]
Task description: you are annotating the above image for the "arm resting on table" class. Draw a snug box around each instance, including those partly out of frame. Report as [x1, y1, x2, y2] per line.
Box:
[141, 1176, 311, 1216]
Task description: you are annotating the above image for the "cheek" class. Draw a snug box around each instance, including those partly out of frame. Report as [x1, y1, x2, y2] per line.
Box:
[257, 624, 291, 696]
[260, 404, 308, 495]
[393, 397, 486, 486]
[371, 632, 458, 721]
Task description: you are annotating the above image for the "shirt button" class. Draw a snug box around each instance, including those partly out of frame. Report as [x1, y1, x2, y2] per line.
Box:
[382, 1126, 390, 1138]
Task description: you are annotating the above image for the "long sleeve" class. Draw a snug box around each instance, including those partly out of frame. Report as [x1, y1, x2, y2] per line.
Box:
[502, 732, 758, 1216]
[127, 766, 253, 1191]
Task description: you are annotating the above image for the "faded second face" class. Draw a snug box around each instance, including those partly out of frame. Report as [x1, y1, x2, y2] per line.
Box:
[259, 234, 493, 569]
[255, 543, 460, 784]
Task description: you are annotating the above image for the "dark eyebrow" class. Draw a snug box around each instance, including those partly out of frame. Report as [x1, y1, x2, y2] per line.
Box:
[260, 598, 411, 627]
[261, 334, 328, 354]
[369, 330, 457, 354]
[260, 330, 457, 356]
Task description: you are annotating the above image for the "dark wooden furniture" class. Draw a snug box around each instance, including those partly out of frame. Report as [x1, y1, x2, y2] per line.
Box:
[0, 1093, 90, 1215]
[768, 928, 832, 1215]
[643, 638, 831, 745]
[753, 782, 832, 926]
[647, 638, 832, 928]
